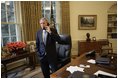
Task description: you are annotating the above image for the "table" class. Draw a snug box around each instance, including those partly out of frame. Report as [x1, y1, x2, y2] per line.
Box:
[50, 53, 117, 78]
[78, 40, 108, 55]
[1, 52, 36, 78]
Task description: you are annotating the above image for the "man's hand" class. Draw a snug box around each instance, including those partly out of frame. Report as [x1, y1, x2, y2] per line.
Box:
[45, 26, 51, 33]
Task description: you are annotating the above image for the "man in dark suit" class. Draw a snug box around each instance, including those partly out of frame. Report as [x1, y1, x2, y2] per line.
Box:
[36, 17, 61, 78]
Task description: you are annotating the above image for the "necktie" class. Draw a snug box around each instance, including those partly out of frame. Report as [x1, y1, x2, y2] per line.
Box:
[43, 30, 47, 45]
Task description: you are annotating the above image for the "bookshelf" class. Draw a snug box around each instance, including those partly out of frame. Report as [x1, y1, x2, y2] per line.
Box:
[107, 14, 117, 39]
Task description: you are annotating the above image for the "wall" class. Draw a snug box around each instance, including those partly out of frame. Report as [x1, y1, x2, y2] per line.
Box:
[69, 1, 116, 55]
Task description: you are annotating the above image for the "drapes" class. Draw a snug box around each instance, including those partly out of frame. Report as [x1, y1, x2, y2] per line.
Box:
[20, 1, 70, 41]
[21, 1, 42, 41]
[61, 1, 70, 35]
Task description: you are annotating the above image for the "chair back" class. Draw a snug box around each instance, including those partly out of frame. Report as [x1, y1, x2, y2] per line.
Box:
[56, 35, 72, 58]
[56, 35, 72, 68]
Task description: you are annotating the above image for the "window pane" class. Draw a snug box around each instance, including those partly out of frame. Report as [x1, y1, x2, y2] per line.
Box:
[1, 10, 7, 22]
[1, 24, 9, 36]
[1, 2, 5, 10]
[3, 37, 9, 46]
[7, 11, 15, 22]
[44, 1, 50, 7]
[6, 1, 15, 22]
[11, 37, 16, 42]
[7, 1, 14, 12]
[1, 1, 20, 46]
[45, 10, 51, 22]
[10, 24, 16, 35]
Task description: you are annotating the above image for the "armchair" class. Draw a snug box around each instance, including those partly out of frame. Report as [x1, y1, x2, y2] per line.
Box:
[56, 34, 72, 69]
[101, 39, 113, 54]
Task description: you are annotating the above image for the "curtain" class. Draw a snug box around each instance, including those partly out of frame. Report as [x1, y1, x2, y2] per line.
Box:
[61, 1, 70, 35]
[21, 1, 42, 41]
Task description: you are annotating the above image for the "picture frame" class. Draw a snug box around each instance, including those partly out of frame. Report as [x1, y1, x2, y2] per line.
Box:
[78, 15, 97, 30]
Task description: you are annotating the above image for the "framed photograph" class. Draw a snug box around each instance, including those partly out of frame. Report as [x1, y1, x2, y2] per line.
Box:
[78, 15, 97, 30]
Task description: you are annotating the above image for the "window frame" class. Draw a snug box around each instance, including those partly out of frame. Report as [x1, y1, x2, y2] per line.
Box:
[1, 1, 22, 46]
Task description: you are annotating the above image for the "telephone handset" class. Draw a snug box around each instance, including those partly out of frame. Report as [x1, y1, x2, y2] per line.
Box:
[47, 22, 50, 26]
[43, 22, 50, 30]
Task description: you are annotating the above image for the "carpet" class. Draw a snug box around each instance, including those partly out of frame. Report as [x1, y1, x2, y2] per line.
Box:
[2, 66, 44, 78]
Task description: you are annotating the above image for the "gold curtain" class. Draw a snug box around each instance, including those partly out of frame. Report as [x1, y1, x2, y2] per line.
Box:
[21, 1, 42, 41]
[61, 1, 70, 35]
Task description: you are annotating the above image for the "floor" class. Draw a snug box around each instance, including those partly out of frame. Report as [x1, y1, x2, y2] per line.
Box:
[2, 65, 44, 78]
[2, 57, 77, 78]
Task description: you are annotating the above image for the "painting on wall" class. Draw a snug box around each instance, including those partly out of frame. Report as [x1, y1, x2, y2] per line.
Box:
[78, 15, 97, 30]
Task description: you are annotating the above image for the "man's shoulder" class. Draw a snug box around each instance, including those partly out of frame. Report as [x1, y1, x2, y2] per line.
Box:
[37, 29, 42, 33]
[50, 28, 57, 33]
[50, 27, 56, 30]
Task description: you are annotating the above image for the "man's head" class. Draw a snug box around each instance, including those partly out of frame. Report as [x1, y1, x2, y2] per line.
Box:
[40, 17, 49, 30]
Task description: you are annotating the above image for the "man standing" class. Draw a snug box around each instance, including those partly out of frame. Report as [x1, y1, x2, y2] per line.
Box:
[36, 17, 61, 78]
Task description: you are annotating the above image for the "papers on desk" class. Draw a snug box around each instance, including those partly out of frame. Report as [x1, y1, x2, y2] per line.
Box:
[87, 59, 96, 64]
[79, 64, 90, 68]
[94, 70, 117, 78]
[66, 66, 84, 73]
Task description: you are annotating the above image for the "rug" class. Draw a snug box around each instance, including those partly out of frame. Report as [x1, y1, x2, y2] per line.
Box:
[2, 66, 44, 78]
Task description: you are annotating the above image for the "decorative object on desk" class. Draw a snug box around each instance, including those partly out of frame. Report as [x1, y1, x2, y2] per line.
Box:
[92, 37, 96, 41]
[78, 15, 97, 30]
[86, 33, 91, 41]
[6, 41, 26, 55]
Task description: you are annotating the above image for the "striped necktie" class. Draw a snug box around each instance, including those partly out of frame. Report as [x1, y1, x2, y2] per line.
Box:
[43, 30, 47, 45]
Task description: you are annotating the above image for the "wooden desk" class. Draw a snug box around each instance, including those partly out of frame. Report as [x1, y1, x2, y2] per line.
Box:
[78, 40, 108, 56]
[50, 53, 117, 78]
[1, 52, 36, 78]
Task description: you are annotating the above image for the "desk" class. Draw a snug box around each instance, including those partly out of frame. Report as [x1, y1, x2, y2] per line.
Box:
[50, 53, 117, 78]
[78, 40, 108, 55]
[1, 52, 36, 78]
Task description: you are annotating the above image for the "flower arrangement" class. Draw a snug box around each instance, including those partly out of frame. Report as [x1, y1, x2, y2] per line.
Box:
[6, 41, 26, 52]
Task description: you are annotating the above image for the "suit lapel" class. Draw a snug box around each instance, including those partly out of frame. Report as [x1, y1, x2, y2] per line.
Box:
[40, 30, 43, 43]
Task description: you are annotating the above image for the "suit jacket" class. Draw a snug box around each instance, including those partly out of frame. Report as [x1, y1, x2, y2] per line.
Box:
[36, 28, 61, 62]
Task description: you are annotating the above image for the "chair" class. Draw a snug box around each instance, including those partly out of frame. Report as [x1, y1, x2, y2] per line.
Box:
[56, 34, 72, 69]
[101, 39, 113, 54]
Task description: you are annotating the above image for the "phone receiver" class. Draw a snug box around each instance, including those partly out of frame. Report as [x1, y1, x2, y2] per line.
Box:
[47, 23, 50, 26]
[43, 23, 50, 30]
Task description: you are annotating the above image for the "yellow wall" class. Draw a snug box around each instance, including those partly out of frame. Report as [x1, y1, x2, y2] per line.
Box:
[69, 1, 116, 55]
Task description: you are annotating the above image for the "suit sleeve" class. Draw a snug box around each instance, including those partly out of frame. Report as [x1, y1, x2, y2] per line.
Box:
[49, 28, 62, 43]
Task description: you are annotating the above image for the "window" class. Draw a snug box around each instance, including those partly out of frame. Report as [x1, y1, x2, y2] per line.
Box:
[41, 1, 56, 23]
[1, 1, 21, 46]
[41, 1, 60, 33]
